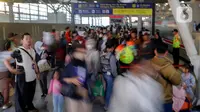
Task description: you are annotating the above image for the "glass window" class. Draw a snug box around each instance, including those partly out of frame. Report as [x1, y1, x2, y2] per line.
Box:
[15, 17, 19, 20]
[31, 15, 38, 20]
[39, 16, 47, 20]
[0, 2, 5, 11]
[20, 14, 30, 20]
[30, 4, 38, 11]
[5, 5, 9, 12]
[39, 11, 47, 16]
[39, 4, 47, 12]
[30, 10, 38, 15]
[75, 15, 81, 24]
[19, 3, 29, 10]
[47, 6, 54, 13]
[102, 17, 110, 26]
[82, 17, 88, 24]
[131, 17, 138, 22]
[20, 8, 28, 14]
[14, 13, 19, 18]
[13, 6, 19, 13]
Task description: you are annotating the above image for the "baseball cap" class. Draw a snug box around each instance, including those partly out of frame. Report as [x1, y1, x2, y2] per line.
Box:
[8, 32, 18, 39]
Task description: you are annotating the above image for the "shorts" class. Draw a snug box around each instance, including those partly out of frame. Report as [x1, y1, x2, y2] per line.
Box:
[0, 72, 9, 92]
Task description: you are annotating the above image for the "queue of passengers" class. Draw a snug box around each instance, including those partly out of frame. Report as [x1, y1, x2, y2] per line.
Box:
[0, 25, 196, 112]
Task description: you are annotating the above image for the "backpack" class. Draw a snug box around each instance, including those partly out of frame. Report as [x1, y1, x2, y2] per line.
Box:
[100, 53, 112, 74]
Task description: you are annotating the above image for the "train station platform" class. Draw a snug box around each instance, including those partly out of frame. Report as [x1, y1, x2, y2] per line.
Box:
[0, 53, 197, 112]
[1, 70, 105, 112]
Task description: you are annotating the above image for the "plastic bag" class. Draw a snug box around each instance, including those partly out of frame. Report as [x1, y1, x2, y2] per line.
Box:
[92, 75, 104, 97]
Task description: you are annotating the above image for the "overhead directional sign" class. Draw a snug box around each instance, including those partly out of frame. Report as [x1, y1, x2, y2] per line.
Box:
[73, 3, 153, 16]
[74, 3, 153, 9]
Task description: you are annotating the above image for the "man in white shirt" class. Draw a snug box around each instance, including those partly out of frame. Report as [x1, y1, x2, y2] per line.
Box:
[4, 33, 39, 112]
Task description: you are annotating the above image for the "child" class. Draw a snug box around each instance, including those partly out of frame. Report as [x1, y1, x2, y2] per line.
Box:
[48, 69, 64, 112]
[181, 65, 196, 100]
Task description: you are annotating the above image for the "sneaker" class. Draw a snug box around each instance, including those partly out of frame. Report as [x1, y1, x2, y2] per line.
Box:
[2, 102, 12, 110]
[41, 94, 47, 98]
[104, 106, 108, 111]
[28, 107, 39, 112]
[29, 109, 39, 112]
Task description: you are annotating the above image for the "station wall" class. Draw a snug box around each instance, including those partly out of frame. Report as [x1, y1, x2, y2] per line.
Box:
[0, 23, 88, 44]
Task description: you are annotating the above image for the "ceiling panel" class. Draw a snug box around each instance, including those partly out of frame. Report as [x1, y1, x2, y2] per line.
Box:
[0, 0, 190, 3]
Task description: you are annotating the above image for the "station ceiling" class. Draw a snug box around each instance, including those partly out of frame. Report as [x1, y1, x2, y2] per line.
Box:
[0, 0, 191, 3]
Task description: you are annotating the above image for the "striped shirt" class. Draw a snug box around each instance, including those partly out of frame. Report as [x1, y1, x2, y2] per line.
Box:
[0, 51, 13, 72]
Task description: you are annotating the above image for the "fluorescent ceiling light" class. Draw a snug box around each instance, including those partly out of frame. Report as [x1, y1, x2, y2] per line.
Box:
[94, 1, 97, 3]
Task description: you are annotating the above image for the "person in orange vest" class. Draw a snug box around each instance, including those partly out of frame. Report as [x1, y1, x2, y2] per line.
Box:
[172, 29, 181, 67]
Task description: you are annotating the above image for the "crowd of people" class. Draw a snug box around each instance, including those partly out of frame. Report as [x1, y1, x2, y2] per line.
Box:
[0, 25, 197, 112]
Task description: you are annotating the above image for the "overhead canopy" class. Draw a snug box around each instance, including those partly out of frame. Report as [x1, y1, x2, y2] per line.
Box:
[0, 0, 191, 3]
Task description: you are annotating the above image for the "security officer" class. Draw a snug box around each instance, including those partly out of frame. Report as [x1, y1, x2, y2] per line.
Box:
[172, 29, 181, 67]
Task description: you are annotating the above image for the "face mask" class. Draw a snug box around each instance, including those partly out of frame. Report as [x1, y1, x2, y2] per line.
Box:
[99, 34, 103, 38]
[103, 36, 107, 41]
[73, 34, 77, 37]
[86, 45, 93, 50]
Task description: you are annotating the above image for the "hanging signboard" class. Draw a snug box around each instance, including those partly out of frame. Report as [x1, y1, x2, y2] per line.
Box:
[113, 8, 152, 16]
[74, 3, 152, 9]
[73, 3, 153, 16]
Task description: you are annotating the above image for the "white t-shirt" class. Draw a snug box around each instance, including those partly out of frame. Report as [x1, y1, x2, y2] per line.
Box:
[14, 47, 37, 82]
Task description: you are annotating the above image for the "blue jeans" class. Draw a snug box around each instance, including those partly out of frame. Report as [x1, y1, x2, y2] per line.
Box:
[163, 102, 172, 112]
[53, 94, 64, 112]
[103, 73, 114, 108]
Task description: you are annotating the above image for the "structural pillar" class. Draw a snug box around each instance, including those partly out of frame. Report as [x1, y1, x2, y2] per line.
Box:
[192, 0, 200, 23]
[152, 2, 156, 35]
[137, 16, 142, 37]
[129, 16, 132, 26]
[191, 0, 200, 32]
[54, 11, 58, 23]
[80, 15, 82, 24]
[168, 0, 200, 105]
[8, 2, 14, 23]
[71, 3, 75, 28]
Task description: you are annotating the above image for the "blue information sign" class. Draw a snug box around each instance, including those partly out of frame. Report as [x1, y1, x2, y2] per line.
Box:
[74, 3, 152, 9]
[73, 3, 153, 15]
[74, 9, 112, 14]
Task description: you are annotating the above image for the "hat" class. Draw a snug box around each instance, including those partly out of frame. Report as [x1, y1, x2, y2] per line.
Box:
[119, 47, 134, 64]
[142, 31, 150, 36]
[8, 32, 18, 39]
[172, 29, 178, 32]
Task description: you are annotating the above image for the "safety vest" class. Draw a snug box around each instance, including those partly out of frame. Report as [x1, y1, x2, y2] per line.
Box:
[173, 34, 181, 48]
